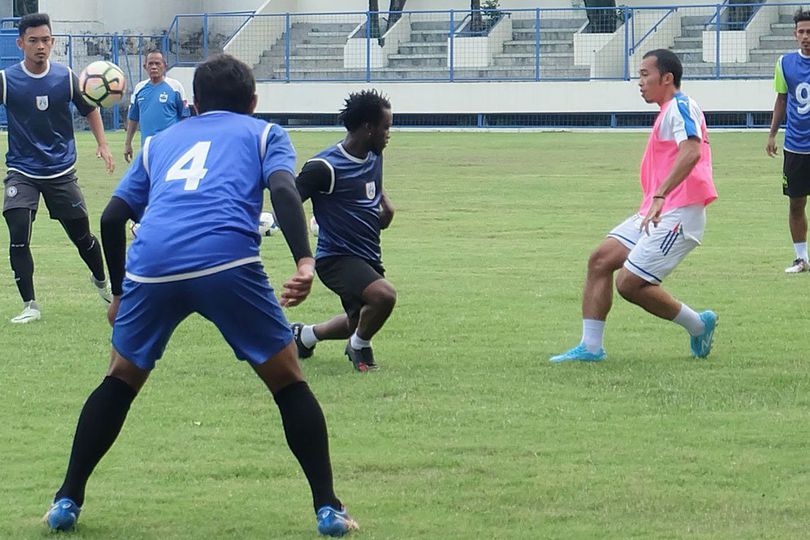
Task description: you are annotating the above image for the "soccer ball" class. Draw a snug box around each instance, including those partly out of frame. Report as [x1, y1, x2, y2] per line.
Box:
[258, 212, 279, 236]
[309, 216, 319, 237]
[79, 60, 126, 108]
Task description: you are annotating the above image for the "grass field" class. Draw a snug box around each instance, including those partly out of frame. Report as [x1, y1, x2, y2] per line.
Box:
[1, 129, 809, 539]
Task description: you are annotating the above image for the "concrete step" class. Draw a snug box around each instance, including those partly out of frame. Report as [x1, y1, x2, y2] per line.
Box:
[681, 24, 706, 38]
[770, 23, 796, 36]
[282, 57, 344, 69]
[410, 20, 451, 31]
[748, 49, 785, 64]
[671, 48, 703, 63]
[290, 44, 344, 55]
[759, 35, 798, 49]
[492, 51, 575, 67]
[512, 28, 576, 41]
[503, 40, 573, 54]
[387, 53, 446, 67]
[397, 43, 447, 55]
[673, 36, 702, 49]
[410, 30, 449, 43]
[681, 61, 774, 77]
[301, 34, 351, 45]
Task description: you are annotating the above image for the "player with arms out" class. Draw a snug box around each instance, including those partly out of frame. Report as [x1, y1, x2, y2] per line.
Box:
[550, 49, 718, 363]
[1, 12, 114, 324]
[44, 55, 358, 537]
[766, 9, 810, 273]
[291, 90, 396, 373]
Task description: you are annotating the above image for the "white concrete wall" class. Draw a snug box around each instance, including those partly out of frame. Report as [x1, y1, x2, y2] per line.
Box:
[451, 16, 512, 68]
[168, 66, 775, 114]
[203, 0, 264, 12]
[40, 0, 203, 34]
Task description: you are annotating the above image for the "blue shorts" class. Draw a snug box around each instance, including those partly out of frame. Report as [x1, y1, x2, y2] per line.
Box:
[111, 262, 293, 370]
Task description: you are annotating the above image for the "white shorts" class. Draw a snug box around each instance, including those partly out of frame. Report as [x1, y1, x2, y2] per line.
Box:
[607, 204, 706, 285]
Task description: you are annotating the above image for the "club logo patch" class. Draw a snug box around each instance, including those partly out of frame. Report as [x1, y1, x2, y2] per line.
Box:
[6, 186, 17, 198]
[159, 91, 169, 103]
[365, 181, 376, 199]
[36, 95, 49, 111]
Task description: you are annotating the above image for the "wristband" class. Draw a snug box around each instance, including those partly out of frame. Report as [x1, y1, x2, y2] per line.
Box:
[653, 195, 666, 199]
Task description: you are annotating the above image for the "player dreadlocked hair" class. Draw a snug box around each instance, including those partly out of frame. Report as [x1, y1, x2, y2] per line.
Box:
[643, 49, 683, 89]
[18, 13, 51, 36]
[193, 54, 255, 115]
[794, 9, 810, 25]
[338, 89, 391, 132]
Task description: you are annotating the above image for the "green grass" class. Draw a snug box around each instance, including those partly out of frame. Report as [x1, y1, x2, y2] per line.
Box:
[1, 130, 809, 539]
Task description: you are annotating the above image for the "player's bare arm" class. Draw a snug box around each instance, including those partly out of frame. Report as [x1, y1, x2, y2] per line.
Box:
[641, 137, 702, 233]
[379, 191, 395, 229]
[124, 119, 139, 163]
[767, 93, 787, 157]
[87, 108, 115, 173]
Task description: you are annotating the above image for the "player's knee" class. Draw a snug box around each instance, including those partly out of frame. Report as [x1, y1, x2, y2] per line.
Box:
[367, 280, 396, 311]
[788, 200, 806, 218]
[615, 272, 641, 301]
[587, 248, 614, 276]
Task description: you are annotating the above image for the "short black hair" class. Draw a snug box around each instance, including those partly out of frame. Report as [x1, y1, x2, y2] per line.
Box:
[18, 13, 51, 36]
[643, 49, 683, 88]
[794, 9, 810, 25]
[192, 54, 255, 115]
[338, 89, 391, 132]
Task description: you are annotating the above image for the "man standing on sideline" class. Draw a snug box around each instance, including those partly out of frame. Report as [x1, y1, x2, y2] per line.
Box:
[1, 13, 114, 324]
[44, 55, 358, 537]
[292, 90, 396, 373]
[550, 49, 718, 363]
[123, 49, 189, 163]
[766, 9, 810, 273]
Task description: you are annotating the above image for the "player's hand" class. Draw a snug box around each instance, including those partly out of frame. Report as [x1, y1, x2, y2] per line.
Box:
[766, 136, 778, 157]
[107, 295, 121, 327]
[640, 198, 665, 235]
[124, 142, 133, 164]
[97, 144, 115, 173]
[281, 257, 315, 308]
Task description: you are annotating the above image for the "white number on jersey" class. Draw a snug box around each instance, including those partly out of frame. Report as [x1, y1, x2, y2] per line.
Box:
[165, 141, 211, 191]
[796, 82, 810, 115]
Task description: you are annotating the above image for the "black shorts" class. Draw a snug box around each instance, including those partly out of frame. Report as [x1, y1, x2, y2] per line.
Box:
[783, 151, 810, 198]
[3, 171, 88, 220]
[316, 255, 385, 320]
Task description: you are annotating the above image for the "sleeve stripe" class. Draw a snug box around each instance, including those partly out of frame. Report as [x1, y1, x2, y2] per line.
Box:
[307, 158, 335, 194]
[676, 97, 699, 139]
[1, 71, 6, 105]
[142, 136, 152, 176]
[68, 67, 74, 101]
[259, 123, 273, 162]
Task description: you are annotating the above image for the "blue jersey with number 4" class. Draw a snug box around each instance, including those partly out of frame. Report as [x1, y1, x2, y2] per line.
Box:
[775, 52, 810, 153]
[113, 111, 296, 281]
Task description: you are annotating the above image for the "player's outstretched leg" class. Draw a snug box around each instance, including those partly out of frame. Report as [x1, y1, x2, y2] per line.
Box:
[345, 279, 396, 372]
[46, 351, 147, 531]
[60, 217, 111, 303]
[252, 342, 358, 536]
[5, 208, 40, 323]
[291, 322, 317, 359]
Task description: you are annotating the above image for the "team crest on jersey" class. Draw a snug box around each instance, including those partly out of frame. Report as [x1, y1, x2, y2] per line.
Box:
[6, 186, 17, 198]
[159, 91, 169, 103]
[36, 95, 49, 111]
[365, 181, 376, 199]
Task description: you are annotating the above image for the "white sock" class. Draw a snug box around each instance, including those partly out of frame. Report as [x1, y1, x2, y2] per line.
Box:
[581, 319, 605, 353]
[350, 332, 371, 350]
[673, 304, 705, 336]
[794, 242, 808, 261]
[25, 300, 40, 311]
[300, 325, 319, 348]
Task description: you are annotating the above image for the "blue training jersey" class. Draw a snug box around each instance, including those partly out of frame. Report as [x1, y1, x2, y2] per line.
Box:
[128, 77, 189, 143]
[775, 52, 810, 154]
[308, 143, 384, 264]
[0, 61, 95, 178]
[113, 111, 296, 281]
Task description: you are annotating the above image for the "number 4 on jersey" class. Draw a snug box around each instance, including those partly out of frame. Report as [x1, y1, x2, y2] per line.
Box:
[166, 141, 211, 191]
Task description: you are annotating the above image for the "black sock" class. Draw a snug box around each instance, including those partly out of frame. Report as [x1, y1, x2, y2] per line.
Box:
[55, 376, 137, 507]
[9, 244, 35, 302]
[273, 381, 341, 512]
[61, 218, 106, 282]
